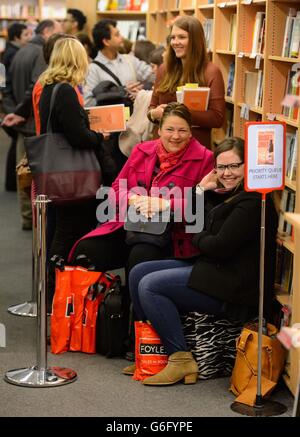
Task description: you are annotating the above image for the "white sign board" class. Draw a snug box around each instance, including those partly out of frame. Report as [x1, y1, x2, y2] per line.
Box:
[245, 122, 286, 193]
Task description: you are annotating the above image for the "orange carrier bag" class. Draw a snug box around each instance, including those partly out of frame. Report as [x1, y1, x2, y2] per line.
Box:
[133, 321, 168, 381]
[51, 263, 118, 354]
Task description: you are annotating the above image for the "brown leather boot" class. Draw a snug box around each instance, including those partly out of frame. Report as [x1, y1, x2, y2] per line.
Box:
[122, 363, 136, 376]
[142, 351, 198, 386]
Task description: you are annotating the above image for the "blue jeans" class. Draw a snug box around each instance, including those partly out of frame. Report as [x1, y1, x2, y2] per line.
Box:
[129, 260, 223, 355]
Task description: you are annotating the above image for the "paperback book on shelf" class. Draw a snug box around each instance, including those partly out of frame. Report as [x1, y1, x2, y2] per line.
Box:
[85, 104, 126, 132]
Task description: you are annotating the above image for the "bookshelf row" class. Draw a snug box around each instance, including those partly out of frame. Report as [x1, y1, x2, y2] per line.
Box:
[91, 0, 300, 398]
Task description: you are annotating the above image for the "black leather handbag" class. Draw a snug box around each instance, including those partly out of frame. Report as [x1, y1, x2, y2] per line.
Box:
[124, 206, 172, 248]
[24, 83, 101, 204]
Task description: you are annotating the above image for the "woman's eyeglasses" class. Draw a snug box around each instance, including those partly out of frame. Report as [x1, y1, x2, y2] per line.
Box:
[215, 162, 244, 173]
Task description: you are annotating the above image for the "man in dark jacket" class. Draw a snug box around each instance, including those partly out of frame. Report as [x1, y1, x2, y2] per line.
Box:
[2, 19, 61, 230]
[1, 22, 31, 192]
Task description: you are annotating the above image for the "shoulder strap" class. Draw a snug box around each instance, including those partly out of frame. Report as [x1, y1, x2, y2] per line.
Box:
[46, 83, 64, 133]
[92, 60, 123, 87]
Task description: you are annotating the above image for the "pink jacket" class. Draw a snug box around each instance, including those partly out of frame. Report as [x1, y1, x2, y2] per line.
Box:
[69, 138, 213, 260]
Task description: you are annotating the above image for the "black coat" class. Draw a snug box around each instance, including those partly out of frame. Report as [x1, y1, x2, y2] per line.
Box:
[39, 82, 103, 155]
[188, 188, 278, 321]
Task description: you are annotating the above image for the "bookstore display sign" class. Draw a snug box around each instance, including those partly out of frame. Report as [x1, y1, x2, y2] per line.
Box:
[231, 121, 287, 417]
[245, 121, 286, 193]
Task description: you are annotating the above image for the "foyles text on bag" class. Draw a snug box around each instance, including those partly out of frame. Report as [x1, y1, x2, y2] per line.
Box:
[51, 265, 118, 354]
[230, 322, 286, 406]
[24, 83, 101, 204]
[133, 321, 168, 381]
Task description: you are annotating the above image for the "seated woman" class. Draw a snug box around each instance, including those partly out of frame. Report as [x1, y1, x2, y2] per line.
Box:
[126, 137, 278, 385]
[69, 102, 213, 276]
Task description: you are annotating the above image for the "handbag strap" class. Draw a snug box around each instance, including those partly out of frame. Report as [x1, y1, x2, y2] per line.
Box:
[92, 60, 123, 87]
[46, 82, 65, 133]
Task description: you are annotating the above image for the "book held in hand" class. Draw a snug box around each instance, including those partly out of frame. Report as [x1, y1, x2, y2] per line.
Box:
[182, 87, 210, 111]
[85, 104, 126, 133]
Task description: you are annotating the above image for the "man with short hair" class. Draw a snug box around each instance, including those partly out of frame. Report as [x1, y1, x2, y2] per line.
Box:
[84, 19, 153, 107]
[2, 19, 61, 230]
[62, 8, 87, 35]
[2, 22, 31, 192]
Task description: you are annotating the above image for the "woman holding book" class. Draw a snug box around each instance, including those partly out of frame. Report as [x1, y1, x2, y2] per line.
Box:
[148, 15, 225, 149]
[125, 137, 278, 386]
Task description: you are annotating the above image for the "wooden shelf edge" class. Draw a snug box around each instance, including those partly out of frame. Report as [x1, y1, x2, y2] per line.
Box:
[269, 55, 300, 64]
[96, 10, 146, 16]
[275, 114, 299, 128]
[276, 293, 291, 306]
[285, 178, 297, 191]
[284, 213, 300, 229]
[280, 235, 295, 254]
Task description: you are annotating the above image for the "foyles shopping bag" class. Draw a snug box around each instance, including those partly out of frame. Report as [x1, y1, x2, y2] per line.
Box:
[133, 321, 168, 381]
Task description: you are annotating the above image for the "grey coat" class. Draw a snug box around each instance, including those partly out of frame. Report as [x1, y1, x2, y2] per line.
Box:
[3, 35, 47, 134]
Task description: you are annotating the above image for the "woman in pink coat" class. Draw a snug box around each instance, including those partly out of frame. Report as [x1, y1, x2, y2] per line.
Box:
[69, 102, 213, 273]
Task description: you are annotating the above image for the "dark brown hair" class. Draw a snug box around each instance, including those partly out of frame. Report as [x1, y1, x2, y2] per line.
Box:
[214, 137, 244, 162]
[159, 102, 192, 129]
[158, 15, 208, 94]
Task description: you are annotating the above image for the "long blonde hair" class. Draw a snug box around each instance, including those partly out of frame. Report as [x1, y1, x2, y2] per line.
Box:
[39, 37, 88, 87]
[158, 16, 208, 94]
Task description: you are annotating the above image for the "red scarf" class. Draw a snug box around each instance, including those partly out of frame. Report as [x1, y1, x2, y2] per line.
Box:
[155, 139, 189, 173]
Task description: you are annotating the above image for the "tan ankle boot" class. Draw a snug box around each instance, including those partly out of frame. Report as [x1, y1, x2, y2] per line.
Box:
[122, 363, 136, 376]
[142, 351, 198, 386]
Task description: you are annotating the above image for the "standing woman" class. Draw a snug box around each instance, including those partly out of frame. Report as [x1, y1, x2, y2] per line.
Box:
[38, 38, 104, 304]
[148, 15, 225, 149]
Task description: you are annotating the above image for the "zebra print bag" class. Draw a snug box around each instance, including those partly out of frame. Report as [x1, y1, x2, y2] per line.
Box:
[182, 313, 243, 380]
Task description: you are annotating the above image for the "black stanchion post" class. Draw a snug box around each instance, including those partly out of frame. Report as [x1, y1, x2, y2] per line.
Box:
[4, 195, 77, 387]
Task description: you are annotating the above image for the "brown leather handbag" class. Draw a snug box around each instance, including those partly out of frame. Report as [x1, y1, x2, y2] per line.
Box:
[230, 322, 286, 406]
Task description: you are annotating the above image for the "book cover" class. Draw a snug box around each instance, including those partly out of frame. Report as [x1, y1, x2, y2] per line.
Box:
[85, 104, 126, 132]
[182, 87, 210, 111]
[244, 71, 259, 106]
[257, 129, 275, 165]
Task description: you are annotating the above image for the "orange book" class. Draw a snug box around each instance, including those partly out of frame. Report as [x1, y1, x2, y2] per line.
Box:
[182, 87, 210, 111]
[85, 104, 126, 132]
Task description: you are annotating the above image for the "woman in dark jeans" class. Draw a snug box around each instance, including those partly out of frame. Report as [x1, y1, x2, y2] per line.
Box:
[126, 137, 278, 385]
[38, 37, 104, 305]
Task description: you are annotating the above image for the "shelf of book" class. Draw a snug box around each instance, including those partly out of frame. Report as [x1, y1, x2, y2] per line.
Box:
[89, 0, 300, 398]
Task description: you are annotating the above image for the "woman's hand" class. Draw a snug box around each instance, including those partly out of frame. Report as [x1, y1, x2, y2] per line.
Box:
[151, 104, 167, 122]
[197, 169, 219, 191]
[129, 195, 169, 218]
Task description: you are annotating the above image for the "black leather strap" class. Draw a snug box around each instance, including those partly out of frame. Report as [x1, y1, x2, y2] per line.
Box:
[92, 60, 123, 87]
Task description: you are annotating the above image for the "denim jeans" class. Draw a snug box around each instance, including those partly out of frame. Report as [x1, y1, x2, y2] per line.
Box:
[129, 259, 223, 355]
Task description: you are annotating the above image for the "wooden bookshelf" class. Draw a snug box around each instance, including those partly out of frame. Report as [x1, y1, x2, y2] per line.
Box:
[147, 0, 300, 398]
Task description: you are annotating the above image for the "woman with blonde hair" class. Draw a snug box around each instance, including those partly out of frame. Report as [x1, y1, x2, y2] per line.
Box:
[38, 37, 104, 307]
[148, 15, 225, 149]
